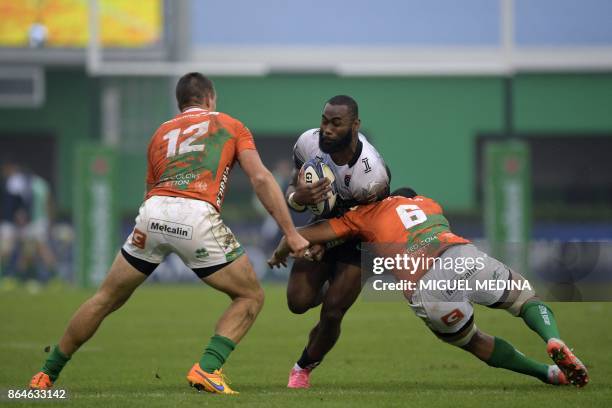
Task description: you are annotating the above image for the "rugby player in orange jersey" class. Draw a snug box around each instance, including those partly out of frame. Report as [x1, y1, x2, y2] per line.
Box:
[269, 188, 589, 387]
[29, 73, 309, 394]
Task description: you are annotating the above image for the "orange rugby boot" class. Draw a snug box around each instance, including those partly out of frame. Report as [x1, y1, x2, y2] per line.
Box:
[547, 338, 589, 387]
[186, 363, 238, 395]
[29, 372, 53, 390]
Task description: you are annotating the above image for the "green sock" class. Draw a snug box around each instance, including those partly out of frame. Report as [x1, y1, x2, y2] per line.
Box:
[520, 301, 560, 342]
[199, 335, 236, 373]
[486, 337, 549, 382]
[41, 345, 71, 381]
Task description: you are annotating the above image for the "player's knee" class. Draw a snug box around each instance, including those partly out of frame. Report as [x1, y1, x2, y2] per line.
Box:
[464, 330, 486, 350]
[92, 290, 127, 315]
[286, 288, 314, 314]
[239, 284, 264, 320]
[487, 271, 537, 316]
[506, 286, 537, 317]
[287, 297, 311, 315]
[462, 330, 494, 363]
[251, 286, 265, 313]
[320, 306, 345, 326]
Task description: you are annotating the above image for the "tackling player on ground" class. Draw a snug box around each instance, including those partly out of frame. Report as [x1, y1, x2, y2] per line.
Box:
[29, 73, 308, 394]
[270, 188, 589, 387]
[284, 95, 390, 388]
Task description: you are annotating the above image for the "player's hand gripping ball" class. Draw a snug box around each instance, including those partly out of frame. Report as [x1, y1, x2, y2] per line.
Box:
[302, 159, 337, 216]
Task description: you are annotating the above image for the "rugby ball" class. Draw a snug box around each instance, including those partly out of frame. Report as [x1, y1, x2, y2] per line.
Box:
[302, 159, 337, 216]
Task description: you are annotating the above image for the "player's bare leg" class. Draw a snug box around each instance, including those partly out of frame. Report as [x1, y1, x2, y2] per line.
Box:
[286, 257, 330, 314]
[306, 262, 362, 359]
[59, 253, 146, 355]
[201, 255, 264, 343]
[288, 261, 362, 388]
[186, 254, 264, 394]
[30, 251, 147, 389]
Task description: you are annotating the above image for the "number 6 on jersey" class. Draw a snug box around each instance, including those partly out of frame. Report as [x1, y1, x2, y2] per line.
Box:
[396, 204, 427, 229]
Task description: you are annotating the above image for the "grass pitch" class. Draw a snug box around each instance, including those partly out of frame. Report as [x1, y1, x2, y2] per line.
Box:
[1, 283, 611, 407]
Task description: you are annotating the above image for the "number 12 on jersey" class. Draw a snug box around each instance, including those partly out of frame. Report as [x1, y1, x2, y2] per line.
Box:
[163, 120, 210, 158]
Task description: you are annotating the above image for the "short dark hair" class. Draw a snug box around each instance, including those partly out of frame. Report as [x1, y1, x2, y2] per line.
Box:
[176, 72, 215, 110]
[326, 95, 359, 120]
[391, 187, 418, 198]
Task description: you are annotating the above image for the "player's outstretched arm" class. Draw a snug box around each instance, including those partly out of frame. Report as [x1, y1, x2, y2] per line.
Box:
[238, 149, 309, 256]
[268, 221, 340, 268]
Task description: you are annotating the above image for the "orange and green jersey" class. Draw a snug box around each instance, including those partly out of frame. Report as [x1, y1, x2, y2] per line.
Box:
[146, 107, 256, 211]
[328, 195, 470, 277]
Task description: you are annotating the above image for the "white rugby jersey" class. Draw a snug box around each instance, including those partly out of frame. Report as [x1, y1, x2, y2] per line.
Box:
[292, 128, 390, 207]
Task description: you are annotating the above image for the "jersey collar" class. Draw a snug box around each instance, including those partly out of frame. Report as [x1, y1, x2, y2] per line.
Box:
[347, 140, 363, 168]
[181, 107, 208, 114]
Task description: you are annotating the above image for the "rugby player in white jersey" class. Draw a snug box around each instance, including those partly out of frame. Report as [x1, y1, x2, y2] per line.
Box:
[284, 95, 390, 388]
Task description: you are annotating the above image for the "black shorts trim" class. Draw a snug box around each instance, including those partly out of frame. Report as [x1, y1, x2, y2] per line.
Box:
[121, 249, 239, 279]
[433, 315, 475, 343]
[192, 260, 234, 278]
[488, 269, 514, 309]
[121, 248, 158, 276]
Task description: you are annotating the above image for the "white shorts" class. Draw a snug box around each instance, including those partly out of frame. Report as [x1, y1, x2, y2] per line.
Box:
[122, 196, 244, 276]
[409, 244, 512, 346]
